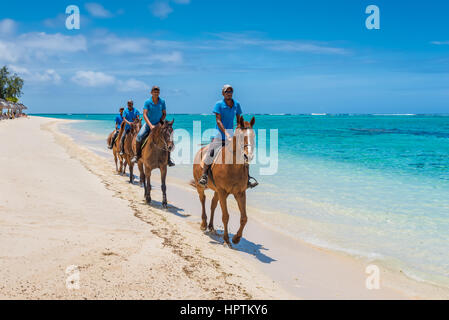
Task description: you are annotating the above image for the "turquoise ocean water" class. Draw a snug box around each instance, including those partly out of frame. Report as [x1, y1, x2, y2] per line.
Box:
[35, 113, 449, 288]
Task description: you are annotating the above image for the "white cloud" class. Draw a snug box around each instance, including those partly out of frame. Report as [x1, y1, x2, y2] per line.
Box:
[9, 65, 61, 84]
[72, 71, 116, 87]
[210, 33, 350, 55]
[0, 41, 17, 62]
[431, 41, 449, 45]
[149, 0, 191, 19]
[19, 32, 87, 53]
[151, 51, 183, 63]
[0, 32, 87, 65]
[150, 1, 173, 19]
[0, 19, 17, 35]
[34, 69, 61, 84]
[8, 65, 30, 75]
[85, 3, 113, 18]
[95, 34, 150, 54]
[117, 79, 150, 92]
[43, 14, 67, 28]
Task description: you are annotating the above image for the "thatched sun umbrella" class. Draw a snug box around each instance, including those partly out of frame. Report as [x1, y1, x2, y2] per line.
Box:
[0, 99, 7, 114]
[17, 103, 27, 114]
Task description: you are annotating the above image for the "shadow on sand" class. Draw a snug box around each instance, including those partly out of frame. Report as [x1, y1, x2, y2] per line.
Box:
[145, 200, 191, 218]
[207, 230, 276, 264]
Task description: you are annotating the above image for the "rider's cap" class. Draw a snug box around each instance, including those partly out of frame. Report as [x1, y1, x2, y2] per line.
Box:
[222, 84, 233, 92]
[151, 85, 160, 91]
[127, 100, 133, 104]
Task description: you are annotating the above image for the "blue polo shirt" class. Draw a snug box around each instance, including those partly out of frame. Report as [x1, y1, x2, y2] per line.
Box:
[123, 108, 140, 130]
[143, 97, 166, 125]
[115, 114, 123, 129]
[213, 99, 242, 139]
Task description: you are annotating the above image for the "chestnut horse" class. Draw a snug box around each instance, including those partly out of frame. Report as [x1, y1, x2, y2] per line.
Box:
[123, 118, 142, 184]
[136, 120, 175, 208]
[192, 116, 256, 247]
[107, 123, 127, 174]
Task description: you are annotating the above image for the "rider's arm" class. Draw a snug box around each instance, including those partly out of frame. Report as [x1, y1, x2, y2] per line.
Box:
[236, 102, 243, 126]
[123, 112, 132, 125]
[161, 110, 167, 122]
[215, 113, 231, 139]
[143, 109, 155, 130]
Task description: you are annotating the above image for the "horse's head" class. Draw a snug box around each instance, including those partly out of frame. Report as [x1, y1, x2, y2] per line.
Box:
[235, 116, 256, 164]
[154, 119, 175, 152]
[130, 118, 142, 135]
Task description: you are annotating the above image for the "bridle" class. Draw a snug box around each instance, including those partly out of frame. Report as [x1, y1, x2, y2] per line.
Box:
[235, 126, 255, 163]
[151, 125, 174, 152]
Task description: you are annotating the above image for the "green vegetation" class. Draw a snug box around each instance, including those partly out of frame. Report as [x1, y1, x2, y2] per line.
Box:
[0, 66, 24, 102]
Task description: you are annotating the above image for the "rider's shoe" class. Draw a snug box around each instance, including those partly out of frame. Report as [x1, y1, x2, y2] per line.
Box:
[132, 141, 142, 163]
[198, 174, 208, 187]
[168, 158, 175, 167]
[247, 176, 259, 189]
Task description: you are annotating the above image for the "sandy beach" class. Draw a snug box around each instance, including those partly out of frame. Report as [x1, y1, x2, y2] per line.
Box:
[1, 116, 448, 300]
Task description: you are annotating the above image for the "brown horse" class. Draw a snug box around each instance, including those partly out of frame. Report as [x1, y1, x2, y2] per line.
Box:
[192, 116, 256, 247]
[123, 118, 142, 184]
[107, 123, 127, 175]
[136, 120, 175, 208]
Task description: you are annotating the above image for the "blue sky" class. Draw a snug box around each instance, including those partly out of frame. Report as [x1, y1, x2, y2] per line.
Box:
[1, 0, 448, 114]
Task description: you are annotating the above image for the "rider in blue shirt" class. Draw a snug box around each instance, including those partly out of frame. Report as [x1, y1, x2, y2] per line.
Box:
[132, 86, 175, 167]
[108, 107, 124, 149]
[198, 85, 258, 189]
[120, 100, 140, 156]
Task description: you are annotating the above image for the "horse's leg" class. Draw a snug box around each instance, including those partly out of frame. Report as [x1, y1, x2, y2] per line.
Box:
[138, 161, 145, 187]
[114, 151, 118, 173]
[160, 165, 168, 209]
[198, 188, 207, 231]
[208, 191, 219, 234]
[218, 190, 231, 247]
[122, 158, 127, 175]
[129, 157, 134, 184]
[232, 192, 248, 245]
[145, 166, 152, 204]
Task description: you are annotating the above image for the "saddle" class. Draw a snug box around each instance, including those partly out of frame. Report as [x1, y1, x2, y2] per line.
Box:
[142, 135, 150, 150]
[199, 143, 224, 169]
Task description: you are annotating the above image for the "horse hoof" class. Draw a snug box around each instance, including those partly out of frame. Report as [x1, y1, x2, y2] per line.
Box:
[208, 227, 217, 235]
[232, 235, 241, 245]
[162, 202, 168, 209]
[223, 242, 233, 249]
[200, 222, 207, 231]
[146, 198, 151, 205]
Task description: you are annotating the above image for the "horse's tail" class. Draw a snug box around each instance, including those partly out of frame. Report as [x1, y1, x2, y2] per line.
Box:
[107, 132, 113, 146]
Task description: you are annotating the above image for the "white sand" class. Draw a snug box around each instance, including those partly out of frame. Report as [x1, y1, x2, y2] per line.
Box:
[1, 116, 447, 299]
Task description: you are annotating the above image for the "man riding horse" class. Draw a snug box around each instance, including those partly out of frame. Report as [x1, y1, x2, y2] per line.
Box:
[132, 86, 175, 167]
[120, 100, 140, 156]
[198, 84, 258, 189]
[108, 107, 124, 149]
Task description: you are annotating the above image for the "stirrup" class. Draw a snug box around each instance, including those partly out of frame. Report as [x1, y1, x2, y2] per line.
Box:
[248, 176, 259, 189]
[168, 159, 175, 167]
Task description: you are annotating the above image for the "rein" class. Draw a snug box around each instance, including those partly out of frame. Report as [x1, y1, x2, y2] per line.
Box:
[149, 127, 172, 152]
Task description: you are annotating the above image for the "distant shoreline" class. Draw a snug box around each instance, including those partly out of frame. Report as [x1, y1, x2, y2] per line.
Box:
[30, 113, 449, 116]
